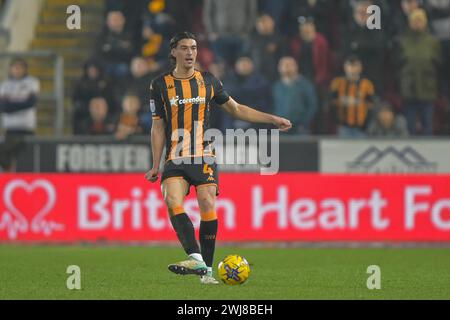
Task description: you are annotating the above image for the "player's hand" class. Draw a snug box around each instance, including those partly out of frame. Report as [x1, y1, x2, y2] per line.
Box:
[145, 167, 159, 183]
[272, 116, 292, 132]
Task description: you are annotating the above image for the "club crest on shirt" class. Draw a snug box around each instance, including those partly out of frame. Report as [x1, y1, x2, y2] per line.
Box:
[196, 79, 205, 88]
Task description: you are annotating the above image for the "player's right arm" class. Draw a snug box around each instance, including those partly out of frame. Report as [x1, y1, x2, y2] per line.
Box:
[145, 80, 166, 183]
[206, 72, 292, 131]
[146, 118, 165, 182]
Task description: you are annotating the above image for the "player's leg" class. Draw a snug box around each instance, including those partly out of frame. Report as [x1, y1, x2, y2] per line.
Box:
[196, 184, 219, 284]
[162, 177, 207, 276]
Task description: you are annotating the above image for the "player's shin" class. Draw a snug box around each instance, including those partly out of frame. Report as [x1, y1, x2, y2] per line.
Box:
[169, 208, 201, 256]
[199, 212, 218, 270]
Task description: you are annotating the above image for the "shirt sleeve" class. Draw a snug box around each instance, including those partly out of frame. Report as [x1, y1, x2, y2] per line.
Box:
[210, 74, 230, 105]
[363, 79, 375, 102]
[150, 80, 165, 120]
[329, 78, 341, 102]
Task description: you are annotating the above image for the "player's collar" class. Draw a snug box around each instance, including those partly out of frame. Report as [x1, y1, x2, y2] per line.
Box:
[171, 69, 197, 80]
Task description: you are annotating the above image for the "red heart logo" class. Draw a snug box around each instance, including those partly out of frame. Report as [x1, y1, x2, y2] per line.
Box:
[1, 179, 64, 239]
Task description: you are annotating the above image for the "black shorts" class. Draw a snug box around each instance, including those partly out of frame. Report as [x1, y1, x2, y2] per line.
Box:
[161, 157, 219, 195]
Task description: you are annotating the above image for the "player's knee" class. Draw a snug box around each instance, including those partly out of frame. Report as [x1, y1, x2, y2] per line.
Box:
[198, 195, 215, 214]
[164, 194, 183, 210]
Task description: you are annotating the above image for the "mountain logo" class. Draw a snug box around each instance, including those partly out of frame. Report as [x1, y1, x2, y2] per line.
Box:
[347, 146, 437, 173]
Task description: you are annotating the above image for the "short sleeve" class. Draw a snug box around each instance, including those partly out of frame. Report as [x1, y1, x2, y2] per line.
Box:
[150, 80, 165, 120]
[330, 78, 339, 91]
[365, 79, 375, 96]
[329, 78, 340, 100]
[363, 79, 375, 101]
[210, 74, 230, 105]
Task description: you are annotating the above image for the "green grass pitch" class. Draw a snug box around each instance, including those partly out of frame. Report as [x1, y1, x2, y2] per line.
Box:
[1, 245, 450, 300]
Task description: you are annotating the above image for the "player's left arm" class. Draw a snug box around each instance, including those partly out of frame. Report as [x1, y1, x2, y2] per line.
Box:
[219, 97, 292, 132]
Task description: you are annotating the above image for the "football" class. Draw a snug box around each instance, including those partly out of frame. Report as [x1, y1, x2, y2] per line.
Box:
[217, 254, 251, 285]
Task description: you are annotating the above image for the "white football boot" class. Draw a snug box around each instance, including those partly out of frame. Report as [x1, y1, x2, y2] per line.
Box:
[200, 268, 220, 284]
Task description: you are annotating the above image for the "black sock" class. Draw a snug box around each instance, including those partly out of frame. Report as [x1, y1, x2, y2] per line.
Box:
[199, 219, 218, 268]
[170, 213, 200, 255]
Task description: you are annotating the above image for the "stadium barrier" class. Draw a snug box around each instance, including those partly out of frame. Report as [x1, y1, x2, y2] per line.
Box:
[1, 173, 449, 242]
[13, 135, 319, 172]
[11, 136, 450, 173]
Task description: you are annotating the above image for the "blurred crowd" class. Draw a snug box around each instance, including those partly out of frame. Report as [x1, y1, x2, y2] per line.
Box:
[2, 0, 450, 144]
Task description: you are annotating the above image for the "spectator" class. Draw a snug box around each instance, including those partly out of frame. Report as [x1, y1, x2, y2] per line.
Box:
[425, 0, 450, 101]
[258, 0, 291, 34]
[203, 0, 257, 66]
[208, 59, 226, 80]
[272, 57, 317, 135]
[139, 20, 170, 69]
[289, 17, 332, 92]
[94, 11, 135, 78]
[367, 101, 409, 137]
[340, 0, 390, 29]
[115, 93, 147, 140]
[245, 14, 283, 81]
[0, 58, 40, 172]
[426, 0, 450, 45]
[340, 0, 387, 92]
[72, 60, 116, 134]
[290, 0, 334, 41]
[397, 8, 442, 135]
[140, 0, 175, 43]
[140, 2, 210, 67]
[126, 56, 159, 109]
[149, 0, 201, 33]
[329, 55, 375, 138]
[79, 97, 116, 135]
[390, 0, 423, 38]
[223, 56, 271, 130]
[289, 16, 332, 133]
[105, 0, 147, 42]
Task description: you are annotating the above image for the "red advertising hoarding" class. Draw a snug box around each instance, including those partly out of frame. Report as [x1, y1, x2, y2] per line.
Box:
[1, 173, 449, 241]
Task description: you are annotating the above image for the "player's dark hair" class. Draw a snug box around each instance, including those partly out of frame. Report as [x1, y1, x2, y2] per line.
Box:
[168, 31, 197, 65]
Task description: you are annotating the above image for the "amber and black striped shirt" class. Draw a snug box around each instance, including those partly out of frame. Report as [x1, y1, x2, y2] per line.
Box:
[150, 70, 230, 161]
[330, 77, 375, 128]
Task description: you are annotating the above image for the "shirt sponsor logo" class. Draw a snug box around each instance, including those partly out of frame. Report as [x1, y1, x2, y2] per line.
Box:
[169, 96, 205, 107]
